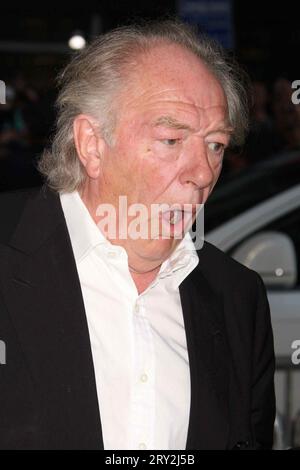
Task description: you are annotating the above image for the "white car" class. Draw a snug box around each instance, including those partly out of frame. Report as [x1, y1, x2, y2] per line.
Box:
[204, 151, 300, 445]
[207, 183, 300, 357]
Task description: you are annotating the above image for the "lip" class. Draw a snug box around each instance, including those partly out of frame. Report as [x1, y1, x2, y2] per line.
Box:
[158, 207, 197, 238]
[159, 204, 199, 216]
[147, 203, 202, 240]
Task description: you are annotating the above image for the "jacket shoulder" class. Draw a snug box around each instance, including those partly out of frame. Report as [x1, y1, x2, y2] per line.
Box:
[0, 186, 41, 244]
[197, 240, 260, 289]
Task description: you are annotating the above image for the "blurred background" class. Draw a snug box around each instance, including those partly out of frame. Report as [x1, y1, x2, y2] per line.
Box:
[0, 0, 299, 449]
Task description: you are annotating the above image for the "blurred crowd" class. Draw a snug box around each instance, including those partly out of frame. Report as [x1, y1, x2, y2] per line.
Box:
[0, 76, 55, 191]
[224, 78, 300, 174]
[1, 76, 300, 191]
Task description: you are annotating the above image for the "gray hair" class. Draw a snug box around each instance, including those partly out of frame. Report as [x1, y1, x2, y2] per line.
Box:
[38, 19, 249, 193]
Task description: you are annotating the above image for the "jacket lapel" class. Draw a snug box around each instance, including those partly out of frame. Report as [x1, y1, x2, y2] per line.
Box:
[0, 186, 103, 449]
[180, 260, 230, 450]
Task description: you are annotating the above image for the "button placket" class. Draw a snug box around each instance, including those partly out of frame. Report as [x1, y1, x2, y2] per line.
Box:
[128, 296, 155, 450]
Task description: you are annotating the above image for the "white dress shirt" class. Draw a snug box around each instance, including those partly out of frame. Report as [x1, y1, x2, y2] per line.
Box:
[60, 191, 199, 450]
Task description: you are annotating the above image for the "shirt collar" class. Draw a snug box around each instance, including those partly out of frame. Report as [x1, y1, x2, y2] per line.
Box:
[60, 190, 199, 286]
[157, 232, 199, 288]
[60, 190, 109, 262]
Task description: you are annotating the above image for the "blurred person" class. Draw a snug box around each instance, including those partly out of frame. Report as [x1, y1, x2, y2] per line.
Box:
[0, 85, 27, 147]
[12, 75, 53, 148]
[0, 79, 44, 191]
[0, 21, 275, 450]
[244, 81, 276, 163]
[224, 81, 275, 173]
[251, 81, 270, 124]
[0, 84, 28, 188]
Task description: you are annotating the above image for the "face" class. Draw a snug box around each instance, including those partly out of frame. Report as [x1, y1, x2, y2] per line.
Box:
[92, 44, 232, 270]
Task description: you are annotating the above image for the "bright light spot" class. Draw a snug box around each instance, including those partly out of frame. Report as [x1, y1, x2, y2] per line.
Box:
[275, 268, 284, 277]
[68, 34, 86, 50]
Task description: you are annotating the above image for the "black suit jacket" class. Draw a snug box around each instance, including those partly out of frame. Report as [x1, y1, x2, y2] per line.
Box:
[0, 185, 275, 449]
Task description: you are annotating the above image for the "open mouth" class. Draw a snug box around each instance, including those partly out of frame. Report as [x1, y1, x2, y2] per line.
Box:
[162, 209, 184, 225]
[158, 206, 197, 238]
[160, 206, 197, 223]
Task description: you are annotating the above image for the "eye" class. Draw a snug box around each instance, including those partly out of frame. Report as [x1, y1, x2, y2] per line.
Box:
[160, 138, 180, 146]
[207, 142, 225, 154]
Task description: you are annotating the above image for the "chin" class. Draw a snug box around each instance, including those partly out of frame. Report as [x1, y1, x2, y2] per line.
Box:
[136, 237, 179, 262]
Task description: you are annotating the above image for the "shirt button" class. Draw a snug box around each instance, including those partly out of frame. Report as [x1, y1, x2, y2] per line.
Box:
[139, 442, 147, 450]
[107, 251, 116, 258]
[140, 373, 148, 383]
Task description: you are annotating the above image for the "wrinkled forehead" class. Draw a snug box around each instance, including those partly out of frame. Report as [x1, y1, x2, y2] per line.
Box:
[111, 46, 228, 136]
[117, 87, 229, 134]
[118, 45, 228, 120]
[136, 102, 229, 137]
[148, 98, 228, 121]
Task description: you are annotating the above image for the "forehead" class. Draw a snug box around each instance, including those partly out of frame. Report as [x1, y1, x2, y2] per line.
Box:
[118, 43, 228, 125]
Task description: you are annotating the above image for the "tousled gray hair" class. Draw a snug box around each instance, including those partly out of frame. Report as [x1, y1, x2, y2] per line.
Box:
[38, 19, 249, 193]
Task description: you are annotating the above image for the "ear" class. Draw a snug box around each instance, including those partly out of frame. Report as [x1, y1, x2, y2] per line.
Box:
[73, 114, 105, 179]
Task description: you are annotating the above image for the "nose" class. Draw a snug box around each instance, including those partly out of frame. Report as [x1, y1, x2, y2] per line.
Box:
[179, 138, 216, 190]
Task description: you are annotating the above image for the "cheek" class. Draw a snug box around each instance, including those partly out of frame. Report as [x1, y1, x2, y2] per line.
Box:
[107, 132, 180, 200]
[209, 165, 222, 194]
[142, 163, 180, 204]
[214, 161, 223, 180]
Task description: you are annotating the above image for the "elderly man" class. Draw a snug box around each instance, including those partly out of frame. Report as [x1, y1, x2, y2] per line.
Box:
[0, 21, 275, 450]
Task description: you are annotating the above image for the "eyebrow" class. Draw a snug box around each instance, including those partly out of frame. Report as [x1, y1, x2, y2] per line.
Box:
[153, 115, 194, 131]
[207, 125, 234, 135]
[153, 115, 234, 135]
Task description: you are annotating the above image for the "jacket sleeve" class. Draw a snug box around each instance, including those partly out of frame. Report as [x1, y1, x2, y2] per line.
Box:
[251, 272, 276, 449]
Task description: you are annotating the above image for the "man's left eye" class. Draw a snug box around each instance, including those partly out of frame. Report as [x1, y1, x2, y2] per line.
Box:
[161, 139, 180, 146]
[207, 142, 225, 153]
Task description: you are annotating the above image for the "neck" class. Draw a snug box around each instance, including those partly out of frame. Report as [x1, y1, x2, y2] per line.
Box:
[128, 264, 161, 274]
[129, 266, 161, 294]
[78, 185, 163, 293]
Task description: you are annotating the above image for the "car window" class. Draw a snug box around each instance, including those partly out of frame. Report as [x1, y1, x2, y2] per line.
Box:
[228, 207, 300, 288]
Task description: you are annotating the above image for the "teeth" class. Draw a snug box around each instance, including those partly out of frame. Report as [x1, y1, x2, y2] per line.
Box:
[169, 210, 182, 224]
